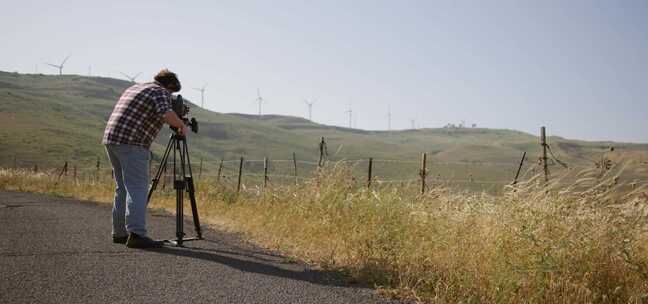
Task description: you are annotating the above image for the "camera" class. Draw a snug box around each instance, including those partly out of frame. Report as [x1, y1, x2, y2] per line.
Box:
[172, 94, 190, 118]
[171, 94, 199, 133]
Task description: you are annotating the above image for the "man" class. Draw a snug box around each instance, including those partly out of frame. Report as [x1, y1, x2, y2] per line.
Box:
[102, 69, 188, 248]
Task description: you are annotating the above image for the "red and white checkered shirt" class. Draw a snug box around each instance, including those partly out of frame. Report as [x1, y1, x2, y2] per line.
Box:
[102, 82, 172, 149]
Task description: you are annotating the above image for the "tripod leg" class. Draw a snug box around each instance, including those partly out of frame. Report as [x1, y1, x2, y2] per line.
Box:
[185, 176, 202, 239]
[147, 136, 175, 203]
[174, 138, 185, 246]
[182, 139, 202, 239]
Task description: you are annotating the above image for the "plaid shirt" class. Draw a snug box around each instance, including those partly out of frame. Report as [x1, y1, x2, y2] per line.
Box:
[102, 82, 172, 149]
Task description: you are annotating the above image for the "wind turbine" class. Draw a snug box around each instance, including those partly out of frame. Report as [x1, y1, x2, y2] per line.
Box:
[120, 72, 142, 83]
[193, 84, 207, 108]
[345, 106, 353, 128]
[304, 99, 315, 121]
[45, 55, 70, 75]
[387, 105, 392, 131]
[254, 88, 267, 116]
[410, 118, 416, 130]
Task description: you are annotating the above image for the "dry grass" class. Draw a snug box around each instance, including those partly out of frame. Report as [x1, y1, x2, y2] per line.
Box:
[1, 164, 647, 303]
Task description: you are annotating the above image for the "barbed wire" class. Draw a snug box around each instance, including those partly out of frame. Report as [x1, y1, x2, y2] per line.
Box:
[546, 144, 569, 168]
[6, 152, 647, 189]
[8, 157, 546, 168]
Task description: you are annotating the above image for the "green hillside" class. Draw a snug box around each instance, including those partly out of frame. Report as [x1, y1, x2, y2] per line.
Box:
[1, 71, 647, 186]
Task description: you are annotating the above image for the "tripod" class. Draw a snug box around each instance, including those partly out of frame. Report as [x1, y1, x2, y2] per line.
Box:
[147, 131, 202, 247]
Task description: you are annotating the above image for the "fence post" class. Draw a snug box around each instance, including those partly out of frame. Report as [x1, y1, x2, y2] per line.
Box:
[512, 151, 527, 185]
[237, 156, 244, 193]
[198, 158, 203, 178]
[318, 137, 327, 167]
[420, 153, 427, 194]
[73, 165, 77, 182]
[63, 161, 68, 176]
[96, 157, 101, 182]
[367, 158, 373, 189]
[292, 152, 298, 185]
[217, 159, 223, 183]
[263, 157, 269, 189]
[541, 126, 549, 182]
[34, 164, 38, 173]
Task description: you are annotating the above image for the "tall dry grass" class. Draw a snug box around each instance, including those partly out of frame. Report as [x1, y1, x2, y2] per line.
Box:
[1, 164, 647, 303]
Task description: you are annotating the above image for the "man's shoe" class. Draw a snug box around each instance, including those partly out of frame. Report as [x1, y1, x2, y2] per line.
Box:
[112, 235, 128, 244]
[126, 233, 164, 249]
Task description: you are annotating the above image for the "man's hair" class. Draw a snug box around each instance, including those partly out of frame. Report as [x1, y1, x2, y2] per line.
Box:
[154, 69, 181, 92]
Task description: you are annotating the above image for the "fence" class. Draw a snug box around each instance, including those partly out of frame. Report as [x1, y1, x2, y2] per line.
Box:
[4, 127, 648, 195]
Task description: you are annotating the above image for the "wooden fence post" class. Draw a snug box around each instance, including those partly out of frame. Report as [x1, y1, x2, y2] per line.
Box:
[420, 153, 427, 194]
[367, 158, 373, 189]
[541, 126, 549, 182]
[63, 161, 68, 176]
[263, 157, 269, 189]
[34, 164, 38, 173]
[512, 151, 527, 185]
[217, 159, 223, 183]
[96, 157, 101, 182]
[292, 152, 298, 185]
[237, 156, 244, 193]
[318, 137, 327, 167]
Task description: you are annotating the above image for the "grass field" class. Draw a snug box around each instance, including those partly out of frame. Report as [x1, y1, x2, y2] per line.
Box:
[2, 164, 647, 303]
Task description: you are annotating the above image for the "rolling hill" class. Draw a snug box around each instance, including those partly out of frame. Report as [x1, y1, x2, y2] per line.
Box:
[1, 70, 647, 185]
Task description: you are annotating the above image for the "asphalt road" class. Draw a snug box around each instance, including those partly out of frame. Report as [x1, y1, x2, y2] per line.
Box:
[0, 191, 400, 304]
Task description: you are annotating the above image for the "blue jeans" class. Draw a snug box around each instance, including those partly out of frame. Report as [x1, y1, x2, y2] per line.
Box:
[105, 144, 150, 237]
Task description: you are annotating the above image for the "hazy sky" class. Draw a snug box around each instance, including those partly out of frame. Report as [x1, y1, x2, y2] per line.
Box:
[2, 0, 647, 142]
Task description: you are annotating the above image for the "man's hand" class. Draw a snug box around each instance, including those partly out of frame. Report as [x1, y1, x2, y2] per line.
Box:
[178, 125, 189, 136]
[163, 111, 188, 136]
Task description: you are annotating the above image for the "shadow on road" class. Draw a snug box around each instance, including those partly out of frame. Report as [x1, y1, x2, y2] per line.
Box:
[145, 242, 353, 288]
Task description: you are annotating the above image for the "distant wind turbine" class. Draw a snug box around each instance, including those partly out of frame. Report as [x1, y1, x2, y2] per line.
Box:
[45, 55, 70, 75]
[120, 72, 142, 83]
[410, 118, 416, 129]
[304, 99, 315, 121]
[254, 88, 267, 116]
[193, 84, 207, 108]
[345, 106, 353, 128]
[387, 106, 392, 131]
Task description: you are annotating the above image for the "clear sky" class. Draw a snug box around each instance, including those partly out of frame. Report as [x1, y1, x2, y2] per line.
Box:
[2, 0, 647, 142]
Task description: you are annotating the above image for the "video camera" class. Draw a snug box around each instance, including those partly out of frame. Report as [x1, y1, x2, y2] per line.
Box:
[171, 95, 199, 133]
